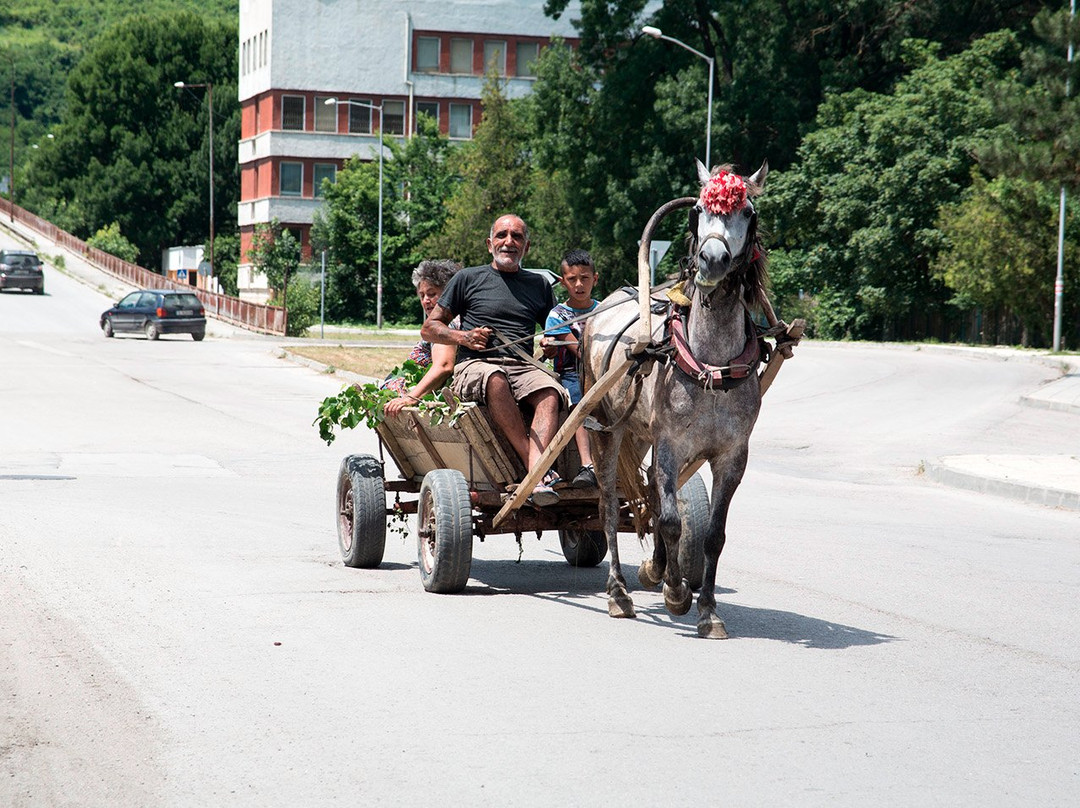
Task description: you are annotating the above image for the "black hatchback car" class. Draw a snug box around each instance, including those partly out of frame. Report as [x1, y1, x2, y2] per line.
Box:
[0, 249, 45, 294]
[100, 289, 207, 341]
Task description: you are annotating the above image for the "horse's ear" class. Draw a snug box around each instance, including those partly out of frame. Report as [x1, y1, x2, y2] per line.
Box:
[747, 160, 769, 194]
[696, 158, 711, 186]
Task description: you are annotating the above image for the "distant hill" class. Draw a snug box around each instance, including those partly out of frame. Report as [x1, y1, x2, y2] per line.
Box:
[2, 1, 237, 184]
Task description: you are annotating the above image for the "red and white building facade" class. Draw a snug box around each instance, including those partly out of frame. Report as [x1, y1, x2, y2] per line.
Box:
[236, 0, 580, 301]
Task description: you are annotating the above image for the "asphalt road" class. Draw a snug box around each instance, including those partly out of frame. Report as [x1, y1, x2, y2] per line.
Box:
[2, 237, 1078, 807]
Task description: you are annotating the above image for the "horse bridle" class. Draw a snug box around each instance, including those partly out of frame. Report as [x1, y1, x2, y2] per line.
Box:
[683, 201, 759, 307]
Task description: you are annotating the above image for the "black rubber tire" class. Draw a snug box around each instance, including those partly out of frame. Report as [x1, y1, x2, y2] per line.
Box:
[145, 321, 160, 340]
[192, 330, 205, 341]
[103, 319, 114, 338]
[336, 454, 386, 568]
[677, 472, 710, 590]
[34, 286, 44, 295]
[558, 528, 607, 567]
[417, 469, 472, 593]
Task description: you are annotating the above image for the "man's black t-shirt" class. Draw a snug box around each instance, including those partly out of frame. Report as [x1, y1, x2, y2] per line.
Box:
[439, 264, 556, 362]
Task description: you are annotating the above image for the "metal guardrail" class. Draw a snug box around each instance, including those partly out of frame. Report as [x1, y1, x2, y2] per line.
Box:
[2, 198, 286, 335]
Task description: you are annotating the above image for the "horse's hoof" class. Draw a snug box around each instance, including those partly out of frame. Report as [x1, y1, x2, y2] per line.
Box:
[697, 615, 729, 639]
[663, 580, 693, 616]
[637, 559, 661, 590]
[608, 593, 637, 618]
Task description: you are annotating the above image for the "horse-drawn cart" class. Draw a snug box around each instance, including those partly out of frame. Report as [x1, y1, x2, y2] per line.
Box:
[335, 396, 711, 594]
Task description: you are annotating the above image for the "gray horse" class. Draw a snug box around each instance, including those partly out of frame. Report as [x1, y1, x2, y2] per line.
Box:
[582, 159, 769, 638]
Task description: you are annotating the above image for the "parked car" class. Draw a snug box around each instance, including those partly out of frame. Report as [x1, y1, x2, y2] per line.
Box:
[100, 289, 207, 341]
[0, 249, 45, 294]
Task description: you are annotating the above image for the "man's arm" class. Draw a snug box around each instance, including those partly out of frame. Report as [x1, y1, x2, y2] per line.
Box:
[422, 304, 492, 352]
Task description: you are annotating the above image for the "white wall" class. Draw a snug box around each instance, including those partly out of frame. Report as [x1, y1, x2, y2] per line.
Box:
[238, 0, 581, 101]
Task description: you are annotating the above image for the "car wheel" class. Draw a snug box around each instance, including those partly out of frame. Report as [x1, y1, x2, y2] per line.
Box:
[103, 319, 114, 338]
[192, 330, 205, 341]
[34, 287, 44, 295]
[145, 321, 160, 341]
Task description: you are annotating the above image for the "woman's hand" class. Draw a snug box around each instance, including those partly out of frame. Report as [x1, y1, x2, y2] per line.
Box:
[384, 393, 418, 416]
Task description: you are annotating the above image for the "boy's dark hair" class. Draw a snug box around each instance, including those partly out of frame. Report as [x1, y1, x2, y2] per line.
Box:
[561, 248, 595, 272]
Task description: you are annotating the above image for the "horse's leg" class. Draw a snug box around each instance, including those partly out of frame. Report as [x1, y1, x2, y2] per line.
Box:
[637, 469, 664, 590]
[596, 429, 634, 618]
[654, 442, 692, 616]
[696, 450, 748, 638]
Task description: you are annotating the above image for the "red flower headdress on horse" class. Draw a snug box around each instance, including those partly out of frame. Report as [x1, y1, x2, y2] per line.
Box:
[699, 171, 747, 215]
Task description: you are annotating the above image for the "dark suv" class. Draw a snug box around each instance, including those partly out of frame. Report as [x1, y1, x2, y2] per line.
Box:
[0, 249, 45, 294]
[100, 289, 207, 341]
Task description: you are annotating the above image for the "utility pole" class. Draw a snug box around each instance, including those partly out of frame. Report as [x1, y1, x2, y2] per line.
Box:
[1053, 0, 1076, 352]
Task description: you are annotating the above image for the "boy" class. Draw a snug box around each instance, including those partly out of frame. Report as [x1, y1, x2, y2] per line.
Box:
[541, 249, 600, 489]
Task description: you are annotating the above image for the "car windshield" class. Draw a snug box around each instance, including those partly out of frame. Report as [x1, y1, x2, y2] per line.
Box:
[4, 254, 40, 268]
[166, 294, 202, 309]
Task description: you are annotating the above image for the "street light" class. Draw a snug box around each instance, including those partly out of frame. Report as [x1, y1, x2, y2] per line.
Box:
[7, 53, 14, 222]
[642, 25, 714, 170]
[325, 97, 385, 329]
[173, 80, 214, 279]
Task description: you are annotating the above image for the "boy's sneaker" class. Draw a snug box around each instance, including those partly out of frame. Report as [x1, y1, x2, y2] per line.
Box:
[571, 464, 597, 489]
[529, 470, 561, 507]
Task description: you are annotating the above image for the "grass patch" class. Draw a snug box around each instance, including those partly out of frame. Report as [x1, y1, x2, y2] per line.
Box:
[287, 345, 405, 379]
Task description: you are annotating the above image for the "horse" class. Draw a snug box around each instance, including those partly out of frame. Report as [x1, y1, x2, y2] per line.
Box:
[582, 159, 770, 638]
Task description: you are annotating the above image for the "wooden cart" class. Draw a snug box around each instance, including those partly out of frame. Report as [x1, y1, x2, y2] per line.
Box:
[334, 397, 711, 594]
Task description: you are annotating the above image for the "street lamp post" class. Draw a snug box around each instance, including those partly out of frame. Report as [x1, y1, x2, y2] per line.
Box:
[173, 81, 214, 278]
[8, 53, 14, 222]
[642, 25, 714, 170]
[325, 97, 384, 329]
[1053, 0, 1076, 353]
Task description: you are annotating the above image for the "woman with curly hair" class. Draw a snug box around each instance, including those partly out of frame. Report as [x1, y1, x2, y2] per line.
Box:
[383, 259, 461, 415]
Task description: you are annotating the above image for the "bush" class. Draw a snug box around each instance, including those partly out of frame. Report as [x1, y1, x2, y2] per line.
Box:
[86, 222, 139, 263]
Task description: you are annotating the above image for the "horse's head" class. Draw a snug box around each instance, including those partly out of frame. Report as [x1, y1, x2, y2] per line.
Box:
[688, 159, 768, 290]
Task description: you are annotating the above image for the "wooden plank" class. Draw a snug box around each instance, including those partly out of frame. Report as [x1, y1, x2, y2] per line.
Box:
[409, 412, 449, 469]
[492, 353, 637, 528]
[759, 319, 806, 396]
[375, 422, 416, 480]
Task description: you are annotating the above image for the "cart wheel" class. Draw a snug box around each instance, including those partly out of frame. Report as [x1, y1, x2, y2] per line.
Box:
[677, 472, 710, 590]
[336, 454, 386, 568]
[558, 528, 607, 567]
[417, 469, 472, 593]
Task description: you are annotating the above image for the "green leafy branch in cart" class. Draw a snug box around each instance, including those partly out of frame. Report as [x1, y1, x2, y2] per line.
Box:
[314, 359, 466, 445]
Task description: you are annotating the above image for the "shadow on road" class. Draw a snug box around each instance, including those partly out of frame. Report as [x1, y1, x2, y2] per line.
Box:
[462, 556, 897, 649]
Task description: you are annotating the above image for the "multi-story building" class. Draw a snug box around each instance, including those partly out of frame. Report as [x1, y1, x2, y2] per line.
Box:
[236, 0, 580, 301]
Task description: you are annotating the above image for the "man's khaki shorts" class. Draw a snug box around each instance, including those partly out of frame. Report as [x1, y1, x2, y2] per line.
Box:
[452, 358, 569, 408]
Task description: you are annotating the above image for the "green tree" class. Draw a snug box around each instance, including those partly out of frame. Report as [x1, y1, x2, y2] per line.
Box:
[86, 221, 139, 263]
[979, 7, 1080, 191]
[934, 173, 1078, 347]
[312, 115, 455, 324]
[765, 33, 1022, 340]
[249, 219, 311, 336]
[424, 68, 531, 267]
[20, 12, 239, 270]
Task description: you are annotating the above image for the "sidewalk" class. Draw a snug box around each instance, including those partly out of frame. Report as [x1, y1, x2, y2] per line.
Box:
[923, 371, 1080, 511]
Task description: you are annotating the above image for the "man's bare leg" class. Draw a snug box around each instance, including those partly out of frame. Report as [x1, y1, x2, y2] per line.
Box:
[523, 388, 561, 471]
[485, 372, 530, 464]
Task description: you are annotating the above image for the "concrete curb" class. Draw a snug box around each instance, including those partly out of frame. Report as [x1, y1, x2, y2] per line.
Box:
[923, 457, 1080, 512]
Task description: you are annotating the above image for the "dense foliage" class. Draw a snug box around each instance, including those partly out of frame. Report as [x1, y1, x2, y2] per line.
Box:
[6, 0, 1078, 347]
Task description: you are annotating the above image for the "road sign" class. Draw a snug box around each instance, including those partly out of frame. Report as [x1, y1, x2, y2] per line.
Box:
[198, 261, 212, 276]
[177, 269, 188, 281]
[647, 240, 672, 285]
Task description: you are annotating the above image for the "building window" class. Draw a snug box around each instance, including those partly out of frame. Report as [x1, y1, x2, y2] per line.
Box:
[314, 96, 336, 132]
[416, 36, 440, 73]
[516, 42, 540, 77]
[313, 163, 336, 198]
[449, 38, 473, 74]
[280, 162, 302, 196]
[383, 100, 405, 136]
[348, 99, 372, 134]
[448, 103, 472, 139]
[415, 101, 439, 130]
[484, 40, 506, 75]
[281, 95, 304, 130]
